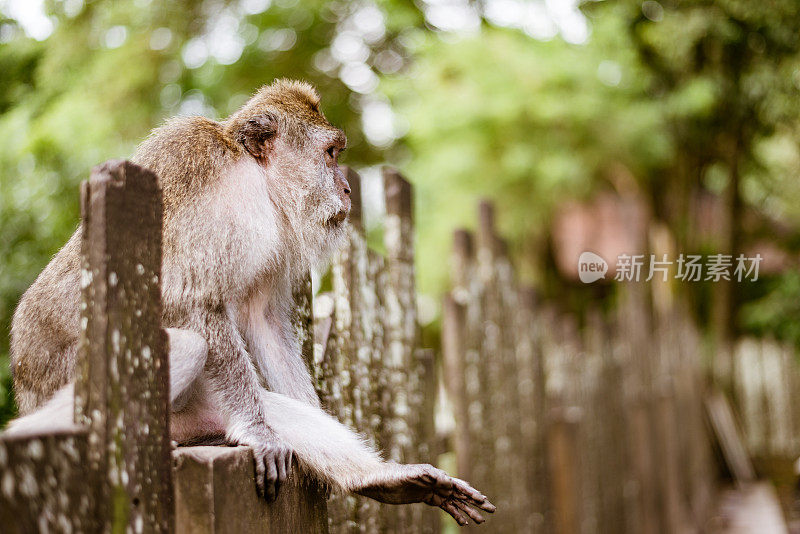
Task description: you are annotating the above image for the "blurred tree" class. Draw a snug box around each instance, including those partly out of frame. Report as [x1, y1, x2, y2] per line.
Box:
[385, 0, 800, 339]
[383, 13, 672, 293]
[582, 0, 800, 384]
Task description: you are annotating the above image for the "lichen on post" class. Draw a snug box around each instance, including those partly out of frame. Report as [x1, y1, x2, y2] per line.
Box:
[75, 160, 173, 533]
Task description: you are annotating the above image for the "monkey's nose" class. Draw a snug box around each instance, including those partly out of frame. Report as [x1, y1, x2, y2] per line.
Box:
[343, 186, 351, 196]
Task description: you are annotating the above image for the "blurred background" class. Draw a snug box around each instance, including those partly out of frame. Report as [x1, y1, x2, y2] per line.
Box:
[1, 0, 799, 529]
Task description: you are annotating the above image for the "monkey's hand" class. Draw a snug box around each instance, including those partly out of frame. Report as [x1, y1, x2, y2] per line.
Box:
[354, 463, 495, 526]
[243, 437, 294, 502]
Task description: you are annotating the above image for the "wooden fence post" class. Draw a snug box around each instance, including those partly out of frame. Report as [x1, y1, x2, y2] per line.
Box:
[76, 159, 173, 532]
[382, 167, 418, 466]
[547, 408, 582, 534]
[382, 167, 419, 533]
[655, 387, 684, 533]
[449, 228, 491, 494]
[0, 430, 91, 533]
[293, 274, 315, 380]
[328, 166, 383, 533]
[585, 311, 626, 534]
[292, 274, 330, 533]
[616, 284, 658, 534]
[442, 295, 472, 482]
[475, 202, 502, 518]
[328, 167, 362, 532]
[415, 347, 438, 467]
[516, 287, 547, 533]
[476, 200, 526, 531]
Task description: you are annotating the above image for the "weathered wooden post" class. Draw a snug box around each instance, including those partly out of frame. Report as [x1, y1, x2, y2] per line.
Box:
[442, 295, 472, 482]
[585, 311, 626, 534]
[382, 167, 418, 466]
[474, 204, 502, 520]
[518, 288, 548, 533]
[547, 407, 582, 534]
[77, 160, 173, 532]
[0, 160, 173, 533]
[494, 240, 528, 529]
[382, 167, 418, 532]
[655, 387, 684, 533]
[672, 308, 715, 526]
[0, 429, 91, 532]
[616, 285, 658, 534]
[448, 229, 494, 505]
[328, 166, 383, 532]
[415, 347, 438, 468]
[476, 200, 526, 531]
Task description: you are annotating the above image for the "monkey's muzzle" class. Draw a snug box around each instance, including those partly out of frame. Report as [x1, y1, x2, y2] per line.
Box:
[327, 210, 349, 226]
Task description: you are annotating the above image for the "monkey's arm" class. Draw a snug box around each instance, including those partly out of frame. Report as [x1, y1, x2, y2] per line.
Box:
[198, 310, 293, 501]
[258, 390, 495, 525]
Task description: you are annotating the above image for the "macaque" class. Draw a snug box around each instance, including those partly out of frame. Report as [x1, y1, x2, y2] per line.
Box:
[7, 79, 494, 525]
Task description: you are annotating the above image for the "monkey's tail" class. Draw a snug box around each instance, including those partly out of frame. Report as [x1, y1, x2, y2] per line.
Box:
[3, 383, 77, 436]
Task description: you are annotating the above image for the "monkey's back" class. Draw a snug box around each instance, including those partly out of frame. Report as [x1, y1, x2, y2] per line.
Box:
[10, 230, 82, 414]
[132, 115, 241, 213]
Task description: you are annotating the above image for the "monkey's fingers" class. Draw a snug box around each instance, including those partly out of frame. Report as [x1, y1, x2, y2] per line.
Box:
[452, 498, 486, 524]
[440, 500, 471, 526]
[424, 471, 495, 514]
[451, 477, 496, 512]
[264, 458, 278, 502]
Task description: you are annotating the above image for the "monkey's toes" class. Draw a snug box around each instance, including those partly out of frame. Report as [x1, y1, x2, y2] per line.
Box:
[254, 442, 294, 502]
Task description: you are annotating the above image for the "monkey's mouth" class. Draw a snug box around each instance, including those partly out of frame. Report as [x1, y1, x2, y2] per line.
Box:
[326, 210, 349, 226]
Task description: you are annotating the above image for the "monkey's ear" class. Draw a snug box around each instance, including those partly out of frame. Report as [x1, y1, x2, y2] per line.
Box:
[238, 113, 278, 160]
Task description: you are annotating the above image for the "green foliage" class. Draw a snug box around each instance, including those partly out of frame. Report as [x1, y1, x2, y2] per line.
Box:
[384, 20, 672, 290]
[741, 271, 800, 347]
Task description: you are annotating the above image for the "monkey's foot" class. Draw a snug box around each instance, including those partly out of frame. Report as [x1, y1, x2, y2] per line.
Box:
[355, 463, 496, 526]
[249, 440, 294, 502]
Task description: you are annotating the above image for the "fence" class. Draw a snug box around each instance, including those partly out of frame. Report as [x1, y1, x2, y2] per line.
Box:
[311, 166, 439, 533]
[734, 338, 800, 460]
[0, 161, 174, 532]
[441, 203, 719, 533]
[1, 158, 793, 533]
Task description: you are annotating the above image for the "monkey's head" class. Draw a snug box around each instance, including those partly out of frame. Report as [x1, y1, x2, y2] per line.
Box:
[226, 79, 351, 270]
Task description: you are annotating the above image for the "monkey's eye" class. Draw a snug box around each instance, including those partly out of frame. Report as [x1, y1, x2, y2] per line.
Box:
[326, 146, 337, 159]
